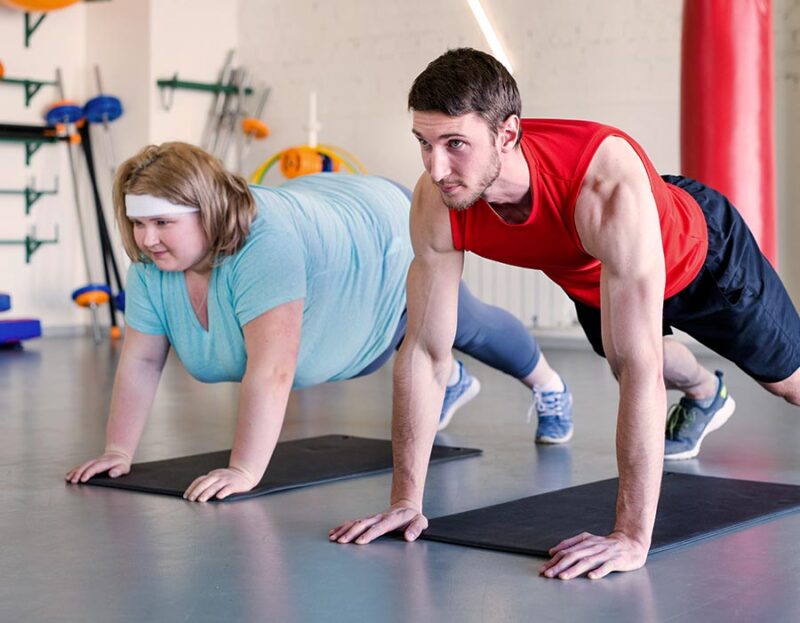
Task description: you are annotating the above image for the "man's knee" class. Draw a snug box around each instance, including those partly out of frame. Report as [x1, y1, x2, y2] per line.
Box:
[782, 384, 800, 407]
[759, 368, 800, 406]
[781, 389, 800, 407]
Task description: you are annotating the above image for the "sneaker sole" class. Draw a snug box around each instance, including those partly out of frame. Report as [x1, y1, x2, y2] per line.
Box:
[536, 428, 574, 445]
[664, 396, 736, 460]
[438, 378, 481, 431]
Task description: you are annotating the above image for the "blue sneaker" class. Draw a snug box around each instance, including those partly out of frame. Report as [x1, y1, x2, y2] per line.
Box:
[439, 360, 481, 431]
[532, 381, 574, 444]
[665, 370, 736, 460]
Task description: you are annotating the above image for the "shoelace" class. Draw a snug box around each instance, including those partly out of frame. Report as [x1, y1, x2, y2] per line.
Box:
[666, 403, 694, 440]
[527, 390, 567, 424]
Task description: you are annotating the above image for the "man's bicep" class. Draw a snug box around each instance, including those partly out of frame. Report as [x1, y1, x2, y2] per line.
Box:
[405, 252, 463, 361]
[405, 172, 464, 360]
[410, 173, 458, 255]
[576, 136, 663, 277]
[581, 138, 666, 368]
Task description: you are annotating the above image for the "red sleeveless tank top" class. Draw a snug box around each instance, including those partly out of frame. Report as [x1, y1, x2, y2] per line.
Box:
[449, 119, 708, 308]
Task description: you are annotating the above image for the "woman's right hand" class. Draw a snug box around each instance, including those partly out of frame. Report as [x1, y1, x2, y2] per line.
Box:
[65, 450, 132, 484]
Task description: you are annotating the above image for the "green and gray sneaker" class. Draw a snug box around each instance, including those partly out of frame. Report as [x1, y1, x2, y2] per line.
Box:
[665, 370, 736, 460]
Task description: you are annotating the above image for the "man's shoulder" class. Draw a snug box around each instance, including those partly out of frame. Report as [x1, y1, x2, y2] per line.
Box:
[411, 174, 454, 222]
[410, 174, 457, 254]
[582, 136, 650, 189]
[521, 118, 625, 155]
[521, 117, 612, 136]
[411, 173, 439, 206]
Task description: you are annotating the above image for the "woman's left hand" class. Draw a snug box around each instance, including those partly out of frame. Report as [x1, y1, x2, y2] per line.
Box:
[183, 466, 259, 502]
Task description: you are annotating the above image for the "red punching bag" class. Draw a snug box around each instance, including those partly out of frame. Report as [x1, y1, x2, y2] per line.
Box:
[681, 0, 777, 265]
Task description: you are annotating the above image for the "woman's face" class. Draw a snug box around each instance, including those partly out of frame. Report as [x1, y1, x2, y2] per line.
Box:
[131, 212, 210, 273]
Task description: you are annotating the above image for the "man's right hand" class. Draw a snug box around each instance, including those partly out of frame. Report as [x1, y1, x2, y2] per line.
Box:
[329, 503, 429, 545]
[65, 450, 132, 484]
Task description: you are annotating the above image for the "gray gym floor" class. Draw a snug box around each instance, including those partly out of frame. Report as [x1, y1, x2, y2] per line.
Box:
[2, 335, 799, 622]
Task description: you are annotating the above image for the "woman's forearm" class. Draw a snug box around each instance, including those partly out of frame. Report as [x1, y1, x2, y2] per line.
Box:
[227, 369, 294, 482]
[104, 353, 165, 458]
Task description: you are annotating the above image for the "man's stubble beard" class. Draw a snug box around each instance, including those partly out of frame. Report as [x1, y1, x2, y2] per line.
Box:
[442, 149, 501, 211]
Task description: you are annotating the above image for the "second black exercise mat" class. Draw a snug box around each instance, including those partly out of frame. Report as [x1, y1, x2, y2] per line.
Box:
[421, 472, 800, 556]
[85, 434, 481, 501]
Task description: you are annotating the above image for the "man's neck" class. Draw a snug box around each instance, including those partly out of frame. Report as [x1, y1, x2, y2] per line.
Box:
[484, 147, 532, 224]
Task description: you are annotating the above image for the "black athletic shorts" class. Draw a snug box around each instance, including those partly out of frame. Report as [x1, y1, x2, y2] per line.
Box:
[573, 175, 800, 383]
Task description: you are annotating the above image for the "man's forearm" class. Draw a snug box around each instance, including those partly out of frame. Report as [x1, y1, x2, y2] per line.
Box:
[390, 347, 449, 509]
[613, 364, 666, 546]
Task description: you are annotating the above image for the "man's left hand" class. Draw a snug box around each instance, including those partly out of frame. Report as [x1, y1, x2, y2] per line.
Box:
[539, 531, 648, 580]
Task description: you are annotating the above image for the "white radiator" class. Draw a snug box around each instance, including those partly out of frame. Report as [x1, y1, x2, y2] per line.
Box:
[462, 254, 578, 329]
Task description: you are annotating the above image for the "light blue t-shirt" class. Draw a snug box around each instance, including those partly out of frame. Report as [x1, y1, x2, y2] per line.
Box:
[125, 174, 413, 387]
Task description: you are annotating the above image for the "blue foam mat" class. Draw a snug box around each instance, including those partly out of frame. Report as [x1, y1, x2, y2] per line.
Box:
[0, 319, 42, 344]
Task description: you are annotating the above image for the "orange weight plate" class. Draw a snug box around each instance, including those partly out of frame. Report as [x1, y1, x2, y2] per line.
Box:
[0, 0, 81, 10]
[242, 118, 269, 139]
[74, 290, 110, 307]
[279, 147, 322, 179]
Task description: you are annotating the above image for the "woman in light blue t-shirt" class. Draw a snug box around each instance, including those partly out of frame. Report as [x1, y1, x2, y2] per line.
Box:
[66, 143, 571, 501]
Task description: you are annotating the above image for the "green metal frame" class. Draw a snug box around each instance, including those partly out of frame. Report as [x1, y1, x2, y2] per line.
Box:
[0, 226, 59, 264]
[24, 140, 48, 165]
[0, 178, 59, 215]
[157, 75, 253, 109]
[156, 76, 254, 95]
[0, 76, 58, 107]
[0, 137, 58, 166]
[24, 12, 47, 48]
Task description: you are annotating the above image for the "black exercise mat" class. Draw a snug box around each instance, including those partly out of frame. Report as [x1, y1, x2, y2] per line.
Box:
[421, 472, 800, 556]
[85, 434, 481, 501]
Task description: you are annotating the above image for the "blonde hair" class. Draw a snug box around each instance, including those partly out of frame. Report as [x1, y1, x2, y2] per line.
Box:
[112, 142, 256, 269]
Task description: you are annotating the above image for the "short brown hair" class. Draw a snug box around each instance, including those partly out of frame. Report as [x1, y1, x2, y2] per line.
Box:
[408, 48, 522, 143]
[112, 142, 256, 268]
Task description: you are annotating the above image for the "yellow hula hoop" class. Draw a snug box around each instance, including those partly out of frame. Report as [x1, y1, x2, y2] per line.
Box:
[250, 144, 366, 183]
[250, 152, 282, 184]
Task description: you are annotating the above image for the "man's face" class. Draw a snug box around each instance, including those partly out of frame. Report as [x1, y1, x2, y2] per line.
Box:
[412, 111, 501, 210]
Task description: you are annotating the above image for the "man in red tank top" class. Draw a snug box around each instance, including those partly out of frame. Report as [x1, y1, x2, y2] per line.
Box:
[331, 48, 799, 579]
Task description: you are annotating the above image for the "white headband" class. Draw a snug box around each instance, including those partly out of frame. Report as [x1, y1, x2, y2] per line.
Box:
[125, 194, 199, 218]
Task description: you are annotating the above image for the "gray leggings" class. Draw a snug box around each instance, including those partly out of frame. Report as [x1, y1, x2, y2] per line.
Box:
[355, 281, 541, 380]
[359, 177, 541, 380]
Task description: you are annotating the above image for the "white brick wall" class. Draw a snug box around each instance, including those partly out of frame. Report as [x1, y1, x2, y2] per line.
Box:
[237, 0, 682, 327]
[776, 0, 800, 302]
[1, 3, 89, 328]
[0, 0, 238, 331]
[238, 0, 799, 321]
[1, 0, 797, 330]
